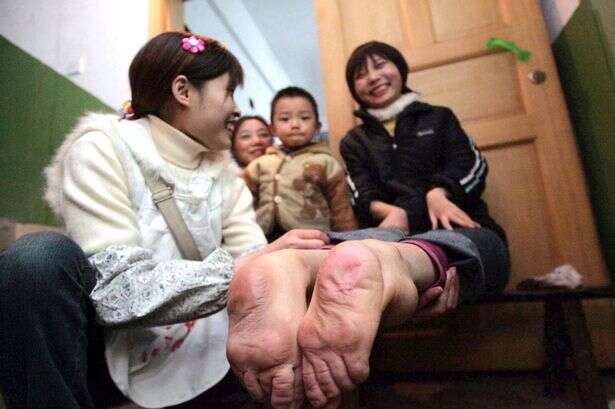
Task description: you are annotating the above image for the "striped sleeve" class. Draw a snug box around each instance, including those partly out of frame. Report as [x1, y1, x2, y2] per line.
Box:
[430, 108, 488, 202]
[458, 137, 487, 194]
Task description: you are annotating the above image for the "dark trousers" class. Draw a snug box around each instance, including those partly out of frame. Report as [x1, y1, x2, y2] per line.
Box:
[0, 232, 252, 409]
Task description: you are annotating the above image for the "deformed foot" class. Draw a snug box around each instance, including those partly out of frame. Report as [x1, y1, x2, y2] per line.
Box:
[297, 241, 388, 408]
[227, 251, 310, 409]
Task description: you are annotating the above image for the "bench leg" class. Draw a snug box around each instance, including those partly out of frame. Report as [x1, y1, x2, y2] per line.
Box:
[561, 299, 608, 409]
[544, 300, 569, 396]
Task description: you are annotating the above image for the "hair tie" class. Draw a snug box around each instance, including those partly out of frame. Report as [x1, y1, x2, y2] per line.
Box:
[182, 35, 206, 54]
[121, 100, 136, 120]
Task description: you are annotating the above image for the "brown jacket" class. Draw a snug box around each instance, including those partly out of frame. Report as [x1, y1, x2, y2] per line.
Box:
[244, 143, 358, 234]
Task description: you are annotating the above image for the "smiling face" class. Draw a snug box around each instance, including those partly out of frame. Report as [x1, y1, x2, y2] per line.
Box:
[183, 73, 239, 151]
[353, 55, 403, 109]
[271, 96, 321, 150]
[233, 118, 273, 166]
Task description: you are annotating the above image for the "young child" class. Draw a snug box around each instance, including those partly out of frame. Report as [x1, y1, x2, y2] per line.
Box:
[0, 32, 330, 409]
[244, 86, 358, 240]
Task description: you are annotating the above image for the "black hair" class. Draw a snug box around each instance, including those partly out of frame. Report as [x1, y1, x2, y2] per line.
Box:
[270, 86, 320, 124]
[345, 41, 412, 106]
[129, 31, 243, 118]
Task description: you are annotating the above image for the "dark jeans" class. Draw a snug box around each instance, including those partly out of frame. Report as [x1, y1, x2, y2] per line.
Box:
[0, 232, 252, 409]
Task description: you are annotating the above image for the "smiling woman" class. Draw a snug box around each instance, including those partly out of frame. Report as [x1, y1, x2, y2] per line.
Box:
[172, 72, 240, 150]
[347, 42, 410, 109]
[231, 115, 273, 168]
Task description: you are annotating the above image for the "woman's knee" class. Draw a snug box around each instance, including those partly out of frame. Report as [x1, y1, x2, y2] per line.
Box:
[465, 228, 510, 294]
[0, 232, 93, 296]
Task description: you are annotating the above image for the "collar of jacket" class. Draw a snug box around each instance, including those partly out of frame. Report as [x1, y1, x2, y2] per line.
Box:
[265, 142, 332, 157]
[354, 95, 432, 128]
[367, 92, 419, 121]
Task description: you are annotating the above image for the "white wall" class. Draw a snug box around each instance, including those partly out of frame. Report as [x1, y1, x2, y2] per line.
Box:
[185, 0, 329, 130]
[539, 0, 581, 42]
[0, 0, 150, 108]
[0, 0, 326, 127]
[1, 0, 566, 125]
[240, 0, 328, 130]
[185, 0, 291, 122]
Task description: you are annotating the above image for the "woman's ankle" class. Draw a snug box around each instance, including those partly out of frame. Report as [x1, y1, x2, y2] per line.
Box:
[392, 241, 439, 291]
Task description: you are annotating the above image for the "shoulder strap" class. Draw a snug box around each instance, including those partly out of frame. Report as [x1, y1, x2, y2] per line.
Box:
[142, 175, 202, 261]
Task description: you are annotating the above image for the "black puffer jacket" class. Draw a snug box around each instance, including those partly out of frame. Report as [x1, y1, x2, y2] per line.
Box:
[340, 101, 506, 242]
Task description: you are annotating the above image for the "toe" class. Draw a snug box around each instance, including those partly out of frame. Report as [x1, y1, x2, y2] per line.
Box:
[303, 357, 328, 407]
[308, 353, 341, 399]
[323, 396, 342, 409]
[324, 353, 356, 391]
[292, 365, 305, 407]
[243, 370, 265, 401]
[270, 364, 296, 409]
[344, 355, 370, 384]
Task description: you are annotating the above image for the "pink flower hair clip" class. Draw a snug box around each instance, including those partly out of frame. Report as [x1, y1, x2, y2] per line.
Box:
[182, 35, 206, 54]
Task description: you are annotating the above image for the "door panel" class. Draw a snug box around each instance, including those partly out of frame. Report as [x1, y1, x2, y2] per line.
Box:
[338, 1, 406, 50]
[411, 53, 524, 122]
[483, 144, 556, 281]
[428, 0, 502, 42]
[315, 0, 611, 370]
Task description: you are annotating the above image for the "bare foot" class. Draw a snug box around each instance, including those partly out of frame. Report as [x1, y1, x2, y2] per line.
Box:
[297, 241, 392, 408]
[227, 250, 317, 409]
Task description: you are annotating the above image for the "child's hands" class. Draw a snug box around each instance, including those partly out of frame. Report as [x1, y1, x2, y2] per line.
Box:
[268, 229, 330, 251]
[426, 187, 480, 230]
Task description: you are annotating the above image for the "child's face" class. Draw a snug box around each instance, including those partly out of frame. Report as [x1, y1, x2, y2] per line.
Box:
[184, 73, 239, 151]
[271, 97, 320, 150]
[233, 118, 273, 166]
[353, 55, 403, 109]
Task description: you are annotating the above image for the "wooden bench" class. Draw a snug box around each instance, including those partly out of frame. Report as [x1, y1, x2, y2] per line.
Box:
[353, 286, 615, 409]
[479, 288, 614, 408]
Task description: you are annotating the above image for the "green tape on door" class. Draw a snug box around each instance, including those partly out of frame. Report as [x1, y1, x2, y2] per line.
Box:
[486, 37, 532, 61]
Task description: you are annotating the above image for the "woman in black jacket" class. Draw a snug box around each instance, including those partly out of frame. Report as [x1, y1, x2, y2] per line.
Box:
[341, 41, 510, 299]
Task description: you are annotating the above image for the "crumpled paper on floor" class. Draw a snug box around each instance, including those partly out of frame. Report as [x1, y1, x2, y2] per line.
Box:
[517, 264, 583, 290]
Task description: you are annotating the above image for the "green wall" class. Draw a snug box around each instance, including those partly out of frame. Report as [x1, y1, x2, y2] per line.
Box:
[0, 36, 111, 408]
[591, 0, 615, 63]
[551, 0, 615, 275]
[0, 35, 111, 226]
